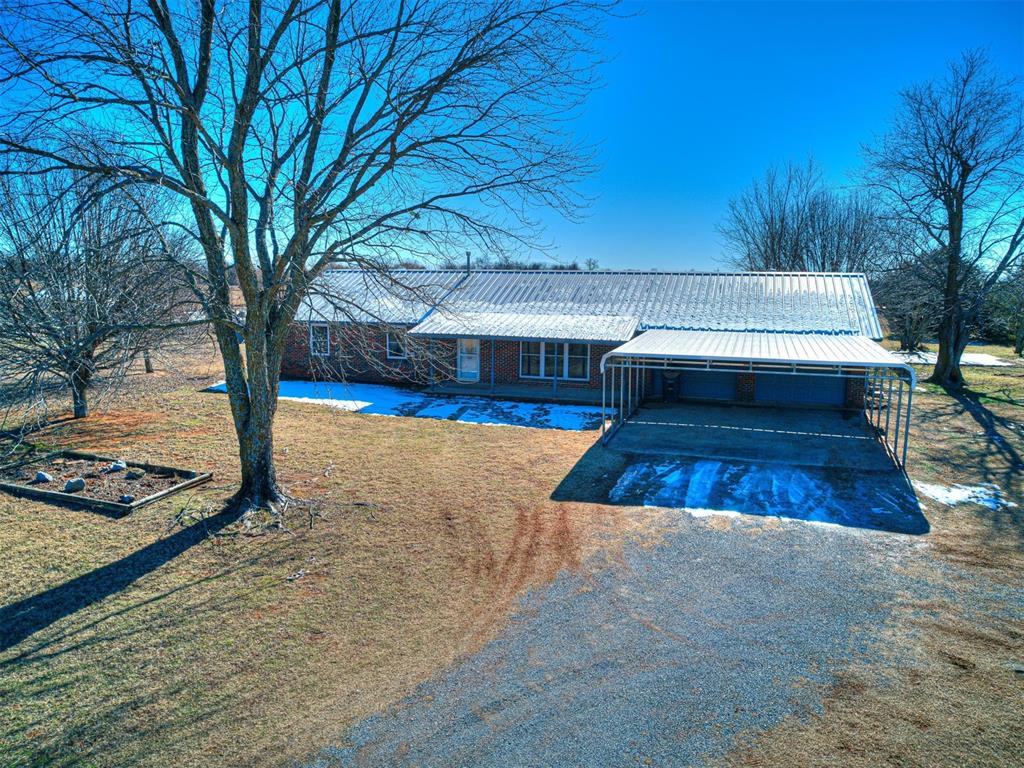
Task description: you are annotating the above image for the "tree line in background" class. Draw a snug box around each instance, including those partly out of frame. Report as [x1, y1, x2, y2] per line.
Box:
[721, 51, 1024, 383]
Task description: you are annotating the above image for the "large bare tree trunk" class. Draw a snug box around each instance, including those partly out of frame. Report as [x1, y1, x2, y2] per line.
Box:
[69, 359, 92, 418]
[931, 315, 966, 386]
[234, 392, 281, 509]
[70, 377, 89, 419]
[217, 314, 288, 511]
[930, 217, 966, 387]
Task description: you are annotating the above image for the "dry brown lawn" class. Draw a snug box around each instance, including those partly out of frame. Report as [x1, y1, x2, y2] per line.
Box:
[1, 342, 1022, 767]
[0, 346, 655, 767]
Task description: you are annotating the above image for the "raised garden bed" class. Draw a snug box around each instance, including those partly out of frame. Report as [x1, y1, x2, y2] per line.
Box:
[0, 450, 212, 517]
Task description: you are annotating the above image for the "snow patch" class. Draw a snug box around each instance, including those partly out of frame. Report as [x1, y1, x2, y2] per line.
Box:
[609, 459, 927, 534]
[207, 379, 605, 431]
[913, 481, 1018, 510]
[892, 351, 1013, 367]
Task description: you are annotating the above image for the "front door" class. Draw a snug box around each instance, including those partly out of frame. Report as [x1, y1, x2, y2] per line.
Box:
[457, 339, 480, 382]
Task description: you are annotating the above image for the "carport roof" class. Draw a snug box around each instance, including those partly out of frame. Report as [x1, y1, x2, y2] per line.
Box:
[602, 329, 915, 381]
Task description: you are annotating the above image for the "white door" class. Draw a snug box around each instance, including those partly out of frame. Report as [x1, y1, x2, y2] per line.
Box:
[457, 339, 480, 382]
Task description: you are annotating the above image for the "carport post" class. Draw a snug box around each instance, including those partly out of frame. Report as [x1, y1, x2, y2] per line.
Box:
[867, 369, 875, 427]
[902, 387, 913, 467]
[869, 368, 878, 428]
[884, 374, 894, 440]
[897, 376, 905, 460]
[876, 369, 885, 429]
[601, 366, 606, 439]
[868, 370, 876, 430]
[627, 359, 632, 417]
[619, 363, 625, 425]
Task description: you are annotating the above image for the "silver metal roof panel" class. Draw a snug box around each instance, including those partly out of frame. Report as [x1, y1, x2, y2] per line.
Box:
[300, 269, 883, 339]
[602, 329, 913, 383]
[409, 311, 639, 343]
[295, 269, 467, 324]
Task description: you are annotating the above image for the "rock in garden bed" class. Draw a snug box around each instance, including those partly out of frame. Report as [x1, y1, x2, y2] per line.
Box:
[0, 450, 211, 516]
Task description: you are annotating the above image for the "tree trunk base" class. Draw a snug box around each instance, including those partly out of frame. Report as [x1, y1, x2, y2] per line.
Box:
[228, 481, 298, 531]
[926, 371, 965, 388]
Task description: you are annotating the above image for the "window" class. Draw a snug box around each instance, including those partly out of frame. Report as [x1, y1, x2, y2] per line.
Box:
[457, 339, 480, 382]
[519, 341, 589, 380]
[386, 332, 407, 360]
[520, 341, 542, 377]
[309, 323, 330, 356]
[566, 343, 589, 379]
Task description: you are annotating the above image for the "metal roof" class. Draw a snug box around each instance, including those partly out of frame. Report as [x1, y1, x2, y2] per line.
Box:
[295, 269, 467, 324]
[303, 269, 883, 338]
[409, 311, 639, 343]
[602, 329, 914, 382]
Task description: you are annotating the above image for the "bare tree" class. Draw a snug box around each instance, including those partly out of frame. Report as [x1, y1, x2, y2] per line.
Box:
[983, 265, 1024, 355]
[720, 159, 885, 273]
[0, 0, 611, 511]
[865, 51, 1024, 386]
[0, 167, 197, 422]
[873, 249, 950, 352]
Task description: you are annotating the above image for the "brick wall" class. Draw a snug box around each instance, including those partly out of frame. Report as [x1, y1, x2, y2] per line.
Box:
[736, 373, 755, 402]
[844, 376, 866, 409]
[280, 324, 613, 392]
[472, 340, 611, 389]
[280, 323, 433, 384]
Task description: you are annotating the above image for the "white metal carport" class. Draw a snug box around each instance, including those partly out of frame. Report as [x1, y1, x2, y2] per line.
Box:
[600, 330, 916, 468]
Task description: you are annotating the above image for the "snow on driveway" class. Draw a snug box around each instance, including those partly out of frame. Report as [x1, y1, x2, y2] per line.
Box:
[207, 380, 605, 431]
[608, 458, 928, 534]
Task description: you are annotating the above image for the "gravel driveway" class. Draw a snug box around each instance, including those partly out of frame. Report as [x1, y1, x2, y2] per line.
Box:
[307, 513, 929, 767]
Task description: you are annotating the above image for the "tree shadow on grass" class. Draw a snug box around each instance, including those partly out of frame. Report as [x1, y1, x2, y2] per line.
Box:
[946, 387, 1023, 476]
[913, 385, 1024, 548]
[0, 554, 272, 767]
[0, 506, 240, 655]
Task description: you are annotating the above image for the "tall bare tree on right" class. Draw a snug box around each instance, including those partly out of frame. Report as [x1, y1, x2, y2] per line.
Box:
[866, 51, 1024, 387]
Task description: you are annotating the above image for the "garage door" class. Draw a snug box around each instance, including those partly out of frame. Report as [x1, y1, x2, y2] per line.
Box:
[754, 373, 845, 406]
[678, 370, 738, 401]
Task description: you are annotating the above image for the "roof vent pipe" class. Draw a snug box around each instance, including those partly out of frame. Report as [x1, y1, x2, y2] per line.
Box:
[465, 251, 471, 274]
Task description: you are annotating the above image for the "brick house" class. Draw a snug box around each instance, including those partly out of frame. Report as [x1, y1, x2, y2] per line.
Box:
[282, 268, 902, 412]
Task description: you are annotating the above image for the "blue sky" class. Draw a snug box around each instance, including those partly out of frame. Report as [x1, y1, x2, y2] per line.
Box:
[537, 0, 1024, 270]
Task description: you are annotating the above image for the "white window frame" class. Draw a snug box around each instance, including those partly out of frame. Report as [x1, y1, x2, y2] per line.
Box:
[309, 322, 330, 357]
[519, 341, 590, 381]
[386, 332, 407, 360]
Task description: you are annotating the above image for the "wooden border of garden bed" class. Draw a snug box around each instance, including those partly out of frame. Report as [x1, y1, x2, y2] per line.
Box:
[0, 450, 212, 517]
